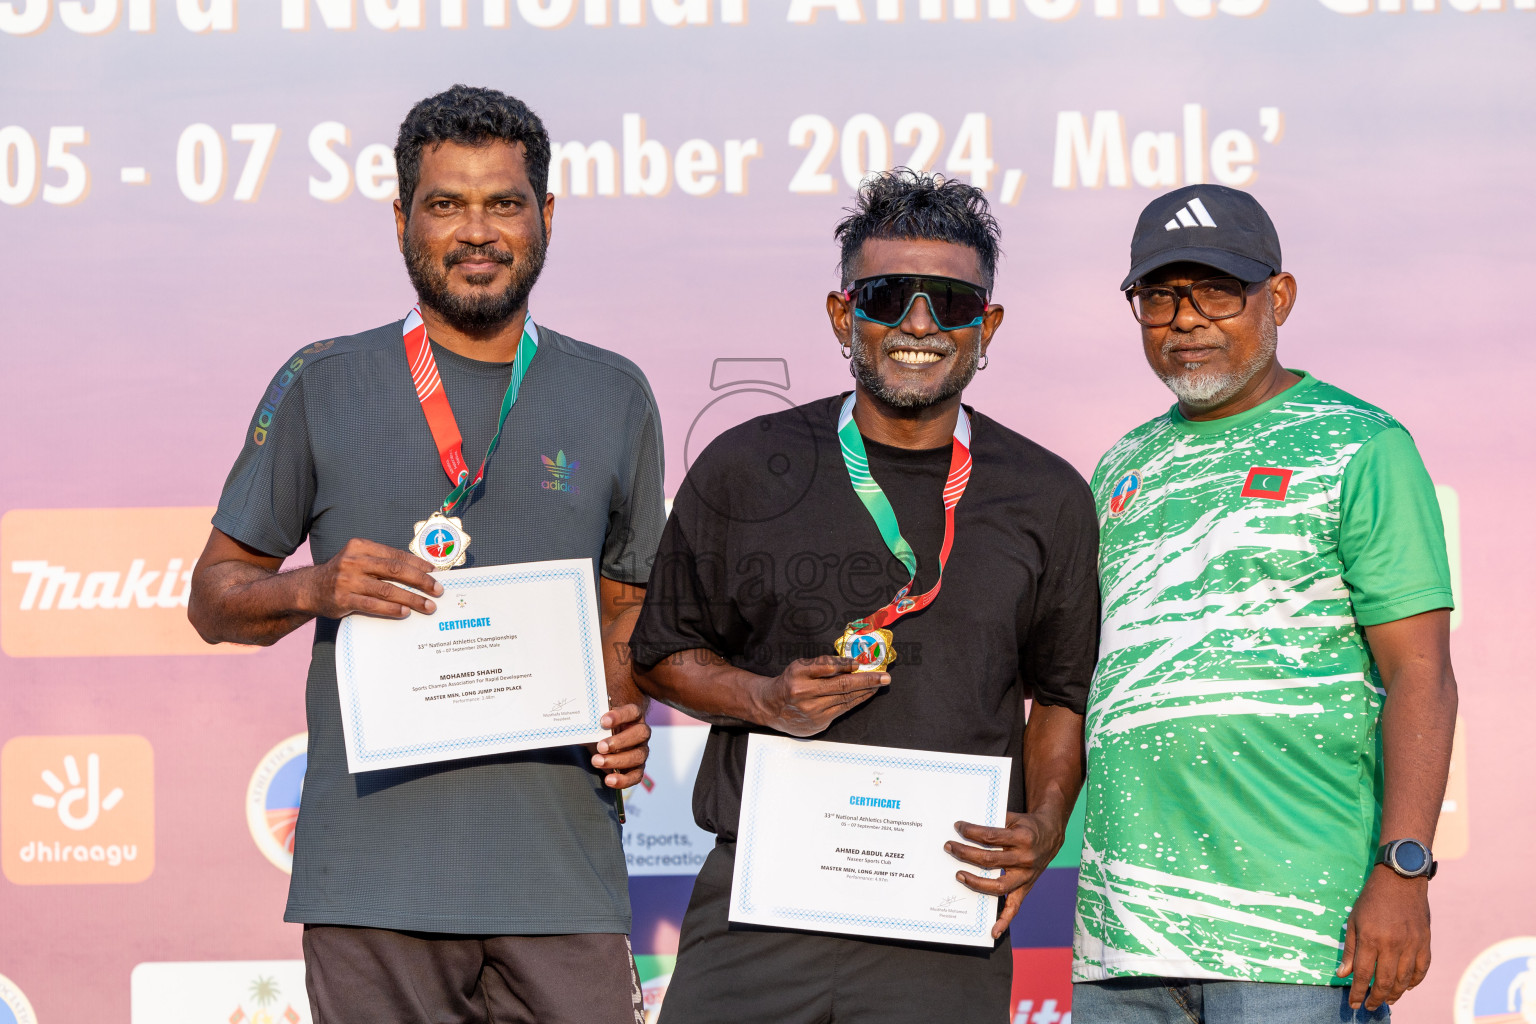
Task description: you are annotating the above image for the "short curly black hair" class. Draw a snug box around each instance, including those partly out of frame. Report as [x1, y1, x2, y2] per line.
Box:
[834, 169, 1001, 288]
[395, 85, 551, 218]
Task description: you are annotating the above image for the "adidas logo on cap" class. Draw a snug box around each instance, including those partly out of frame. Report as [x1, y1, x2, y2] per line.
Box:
[1164, 197, 1217, 231]
[1123, 184, 1282, 290]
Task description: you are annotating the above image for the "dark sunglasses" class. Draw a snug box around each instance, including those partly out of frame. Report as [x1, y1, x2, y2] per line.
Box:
[844, 274, 991, 331]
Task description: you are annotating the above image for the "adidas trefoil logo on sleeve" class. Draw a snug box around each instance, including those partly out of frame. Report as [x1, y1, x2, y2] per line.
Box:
[1164, 197, 1218, 231]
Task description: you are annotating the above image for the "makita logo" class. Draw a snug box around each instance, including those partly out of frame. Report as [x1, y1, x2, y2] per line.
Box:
[10, 558, 191, 610]
[1163, 197, 1218, 230]
[1, 507, 252, 657]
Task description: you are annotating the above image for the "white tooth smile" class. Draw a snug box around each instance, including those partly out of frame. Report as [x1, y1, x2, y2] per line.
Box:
[890, 349, 944, 366]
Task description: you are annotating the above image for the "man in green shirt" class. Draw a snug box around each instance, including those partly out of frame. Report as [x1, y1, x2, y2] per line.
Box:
[1072, 185, 1459, 1023]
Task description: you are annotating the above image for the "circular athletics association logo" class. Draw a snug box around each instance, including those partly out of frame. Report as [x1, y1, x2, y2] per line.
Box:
[1108, 470, 1143, 518]
[423, 527, 456, 561]
[1454, 936, 1536, 1024]
[0, 972, 38, 1024]
[847, 632, 889, 666]
[245, 733, 307, 874]
[409, 514, 470, 570]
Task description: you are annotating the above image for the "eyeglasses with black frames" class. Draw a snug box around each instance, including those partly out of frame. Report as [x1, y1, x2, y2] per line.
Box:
[1126, 276, 1255, 328]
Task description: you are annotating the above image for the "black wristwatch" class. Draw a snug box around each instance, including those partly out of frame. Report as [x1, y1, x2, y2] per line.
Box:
[1376, 839, 1438, 880]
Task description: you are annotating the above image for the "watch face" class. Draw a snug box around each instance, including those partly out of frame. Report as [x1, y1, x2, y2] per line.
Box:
[1394, 841, 1428, 873]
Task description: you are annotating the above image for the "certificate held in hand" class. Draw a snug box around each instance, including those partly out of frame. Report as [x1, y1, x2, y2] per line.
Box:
[334, 558, 609, 773]
[730, 734, 1010, 948]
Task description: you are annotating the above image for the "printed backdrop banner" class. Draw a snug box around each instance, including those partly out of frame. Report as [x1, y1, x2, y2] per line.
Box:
[2, 5, 1534, 1023]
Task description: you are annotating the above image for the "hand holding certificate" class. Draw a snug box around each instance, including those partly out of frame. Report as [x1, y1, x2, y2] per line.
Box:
[334, 558, 609, 773]
[730, 734, 1010, 948]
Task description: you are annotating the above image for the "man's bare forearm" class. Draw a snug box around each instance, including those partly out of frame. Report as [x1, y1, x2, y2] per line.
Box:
[189, 560, 319, 647]
[1378, 663, 1457, 847]
[190, 530, 443, 648]
[599, 582, 648, 712]
[1023, 703, 1086, 838]
[635, 650, 765, 727]
[639, 648, 886, 736]
[1367, 610, 1458, 847]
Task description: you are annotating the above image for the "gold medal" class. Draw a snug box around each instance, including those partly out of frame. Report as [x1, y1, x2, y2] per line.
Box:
[408, 511, 471, 571]
[835, 623, 897, 673]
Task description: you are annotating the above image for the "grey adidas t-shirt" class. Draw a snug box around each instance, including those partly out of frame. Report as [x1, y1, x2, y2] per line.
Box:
[213, 318, 665, 934]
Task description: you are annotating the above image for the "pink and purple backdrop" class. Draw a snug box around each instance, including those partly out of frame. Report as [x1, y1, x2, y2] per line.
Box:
[2, 3, 1533, 1021]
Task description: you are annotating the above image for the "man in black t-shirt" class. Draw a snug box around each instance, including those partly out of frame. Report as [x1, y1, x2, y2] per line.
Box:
[629, 170, 1100, 1024]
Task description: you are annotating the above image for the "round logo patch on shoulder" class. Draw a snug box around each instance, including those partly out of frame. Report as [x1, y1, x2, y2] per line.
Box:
[1108, 470, 1143, 518]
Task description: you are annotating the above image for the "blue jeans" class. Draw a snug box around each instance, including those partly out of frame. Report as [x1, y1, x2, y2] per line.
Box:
[1072, 977, 1391, 1024]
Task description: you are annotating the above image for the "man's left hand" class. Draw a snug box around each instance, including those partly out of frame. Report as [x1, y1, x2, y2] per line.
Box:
[948, 810, 1066, 940]
[1336, 866, 1432, 1011]
[591, 703, 650, 789]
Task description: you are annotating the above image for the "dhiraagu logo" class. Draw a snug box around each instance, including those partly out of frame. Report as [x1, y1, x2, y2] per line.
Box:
[2, 734, 155, 884]
[540, 451, 579, 493]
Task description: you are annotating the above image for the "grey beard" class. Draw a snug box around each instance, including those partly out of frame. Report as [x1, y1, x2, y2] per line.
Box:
[1158, 316, 1278, 410]
[849, 321, 979, 411]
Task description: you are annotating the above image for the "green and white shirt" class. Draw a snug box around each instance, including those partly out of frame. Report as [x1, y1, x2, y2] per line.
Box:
[1073, 371, 1453, 986]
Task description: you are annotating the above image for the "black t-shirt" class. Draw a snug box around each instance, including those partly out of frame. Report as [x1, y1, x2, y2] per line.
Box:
[628, 394, 1100, 842]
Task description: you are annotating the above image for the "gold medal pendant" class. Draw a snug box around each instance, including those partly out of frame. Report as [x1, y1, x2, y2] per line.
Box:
[835, 623, 897, 673]
[409, 511, 471, 571]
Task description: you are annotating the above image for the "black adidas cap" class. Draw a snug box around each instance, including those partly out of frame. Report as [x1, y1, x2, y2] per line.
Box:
[1121, 184, 1282, 291]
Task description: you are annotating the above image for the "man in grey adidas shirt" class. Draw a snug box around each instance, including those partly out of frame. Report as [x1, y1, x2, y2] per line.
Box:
[188, 86, 663, 1024]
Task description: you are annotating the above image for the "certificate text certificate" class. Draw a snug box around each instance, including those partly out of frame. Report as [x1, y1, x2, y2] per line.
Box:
[334, 559, 608, 773]
[730, 734, 1010, 948]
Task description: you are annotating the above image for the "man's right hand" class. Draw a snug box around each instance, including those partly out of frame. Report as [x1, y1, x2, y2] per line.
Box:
[753, 655, 890, 737]
[301, 538, 445, 619]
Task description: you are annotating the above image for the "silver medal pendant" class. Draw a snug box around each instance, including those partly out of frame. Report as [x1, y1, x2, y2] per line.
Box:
[409, 511, 471, 571]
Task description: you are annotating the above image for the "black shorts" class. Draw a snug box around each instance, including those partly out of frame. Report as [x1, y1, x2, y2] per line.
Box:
[658, 842, 1013, 1024]
[302, 924, 643, 1024]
